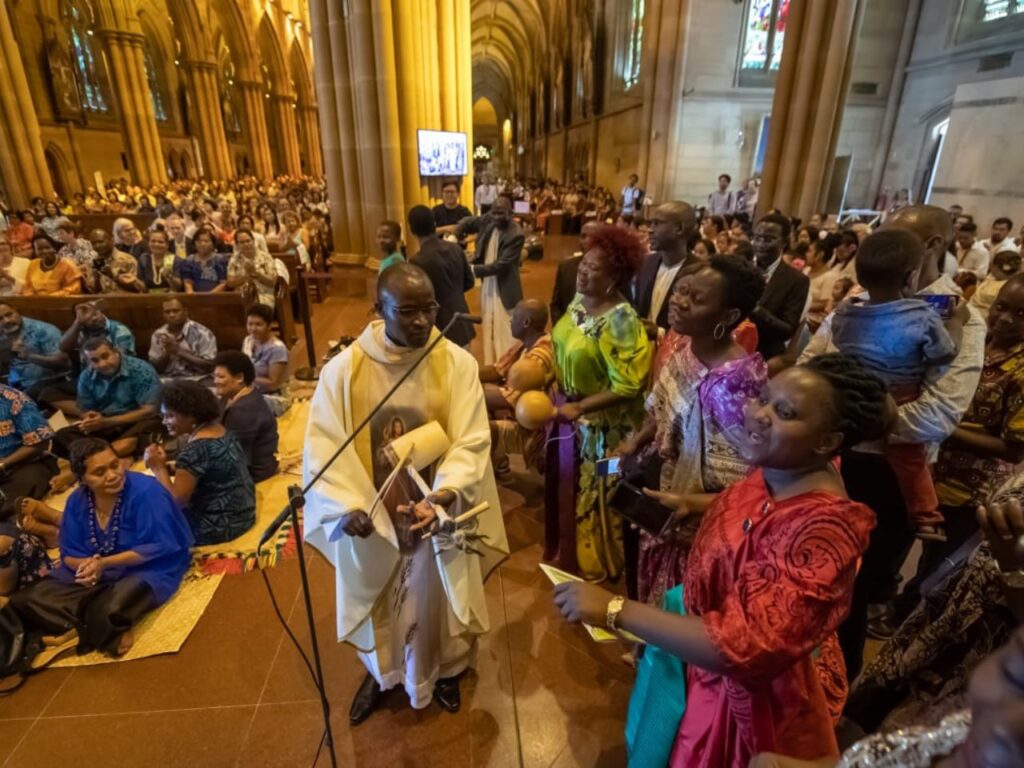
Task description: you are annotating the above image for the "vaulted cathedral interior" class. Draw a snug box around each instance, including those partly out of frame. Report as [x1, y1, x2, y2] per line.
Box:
[0, 1, 1023, 766]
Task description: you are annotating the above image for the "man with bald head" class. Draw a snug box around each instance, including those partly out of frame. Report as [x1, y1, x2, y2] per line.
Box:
[800, 204, 986, 676]
[633, 201, 701, 336]
[303, 262, 508, 724]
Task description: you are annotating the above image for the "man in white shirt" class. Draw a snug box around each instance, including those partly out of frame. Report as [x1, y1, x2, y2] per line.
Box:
[800, 204, 985, 675]
[474, 177, 498, 214]
[707, 173, 737, 216]
[620, 174, 642, 219]
[632, 201, 701, 337]
[954, 221, 990, 278]
[981, 217, 1018, 255]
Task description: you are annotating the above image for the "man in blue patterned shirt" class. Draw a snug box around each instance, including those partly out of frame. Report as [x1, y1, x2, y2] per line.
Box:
[0, 303, 69, 397]
[0, 384, 57, 515]
[52, 337, 162, 460]
[148, 298, 217, 382]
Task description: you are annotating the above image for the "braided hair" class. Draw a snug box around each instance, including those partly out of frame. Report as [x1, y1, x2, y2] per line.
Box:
[803, 353, 890, 450]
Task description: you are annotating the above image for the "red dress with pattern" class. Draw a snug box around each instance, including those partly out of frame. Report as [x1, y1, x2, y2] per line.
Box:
[671, 470, 875, 768]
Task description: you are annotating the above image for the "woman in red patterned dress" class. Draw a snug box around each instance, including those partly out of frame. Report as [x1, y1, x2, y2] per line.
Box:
[554, 354, 892, 767]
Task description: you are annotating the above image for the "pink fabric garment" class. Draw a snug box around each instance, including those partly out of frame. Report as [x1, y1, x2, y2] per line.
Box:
[671, 470, 874, 768]
[637, 336, 766, 607]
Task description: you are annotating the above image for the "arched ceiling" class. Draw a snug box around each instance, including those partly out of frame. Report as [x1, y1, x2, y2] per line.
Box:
[470, 0, 548, 123]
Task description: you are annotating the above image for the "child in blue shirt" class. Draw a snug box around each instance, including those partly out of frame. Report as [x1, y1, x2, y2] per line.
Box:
[832, 229, 965, 541]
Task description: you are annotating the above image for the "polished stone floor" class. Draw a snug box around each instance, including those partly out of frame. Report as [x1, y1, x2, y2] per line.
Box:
[0, 235, 635, 767]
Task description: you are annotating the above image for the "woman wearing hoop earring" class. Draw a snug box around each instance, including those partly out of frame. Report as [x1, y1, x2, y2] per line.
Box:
[617, 254, 768, 607]
[547, 225, 652, 582]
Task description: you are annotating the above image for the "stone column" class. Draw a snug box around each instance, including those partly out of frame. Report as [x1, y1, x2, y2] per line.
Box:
[236, 80, 274, 180]
[309, 0, 475, 263]
[297, 105, 324, 177]
[269, 93, 302, 176]
[637, 0, 688, 205]
[453, 0, 474, 203]
[759, 0, 865, 219]
[183, 60, 232, 180]
[97, 27, 167, 185]
[0, 0, 51, 205]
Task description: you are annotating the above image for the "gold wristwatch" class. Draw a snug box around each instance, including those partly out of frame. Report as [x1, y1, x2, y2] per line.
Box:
[606, 595, 626, 632]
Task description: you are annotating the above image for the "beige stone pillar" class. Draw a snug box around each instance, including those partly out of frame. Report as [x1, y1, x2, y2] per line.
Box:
[310, 0, 474, 262]
[371, 1, 406, 223]
[97, 29, 157, 185]
[393, 0, 428, 210]
[454, 0, 474, 202]
[269, 93, 303, 176]
[237, 80, 274, 179]
[0, 0, 51, 205]
[321, 0, 368, 256]
[638, 0, 688, 204]
[183, 60, 232, 180]
[297, 105, 324, 177]
[759, 0, 864, 219]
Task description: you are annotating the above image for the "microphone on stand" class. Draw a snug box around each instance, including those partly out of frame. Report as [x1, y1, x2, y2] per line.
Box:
[454, 312, 482, 324]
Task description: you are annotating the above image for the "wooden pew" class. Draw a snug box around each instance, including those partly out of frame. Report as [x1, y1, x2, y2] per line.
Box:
[1, 293, 249, 359]
[69, 213, 158, 237]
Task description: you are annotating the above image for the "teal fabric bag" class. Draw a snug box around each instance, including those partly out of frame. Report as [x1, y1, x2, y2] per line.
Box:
[625, 585, 687, 768]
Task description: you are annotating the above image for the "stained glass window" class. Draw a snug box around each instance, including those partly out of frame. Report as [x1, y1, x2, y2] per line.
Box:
[740, 0, 789, 76]
[982, 0, 1022, 20]
[63, 0, 108, 112]
[624, 0, 645, 90]
[143, 44, 167, 122]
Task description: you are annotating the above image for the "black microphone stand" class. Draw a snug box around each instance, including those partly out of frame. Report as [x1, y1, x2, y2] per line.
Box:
[256, 312, 477, 768]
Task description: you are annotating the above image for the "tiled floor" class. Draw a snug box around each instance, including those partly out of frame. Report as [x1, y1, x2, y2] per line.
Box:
[1, 236, 634, 767]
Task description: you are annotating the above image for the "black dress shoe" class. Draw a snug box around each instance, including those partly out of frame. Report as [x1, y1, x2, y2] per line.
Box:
[434, 676, 461, 713]
[349, 673, 381, 725]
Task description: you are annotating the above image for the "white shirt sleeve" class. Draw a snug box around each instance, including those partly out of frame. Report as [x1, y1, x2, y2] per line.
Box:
[892, 304, 986, 451]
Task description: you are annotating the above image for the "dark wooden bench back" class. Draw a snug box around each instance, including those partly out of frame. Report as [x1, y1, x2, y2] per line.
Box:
[1, 293, 249, 359]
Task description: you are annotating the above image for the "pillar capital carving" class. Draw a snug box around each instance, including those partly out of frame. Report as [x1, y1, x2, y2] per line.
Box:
[182, 59, 218, 74]
[95, 27, 145, 48]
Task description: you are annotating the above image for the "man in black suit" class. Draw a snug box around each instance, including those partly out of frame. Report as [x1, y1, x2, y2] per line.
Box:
[456, 195, 525, 362]
[407, 205, 475, 347]
[432, 181, 473, 235]
[749, 212, 809, 359]
[633, 201, 702, 337]
[550, 221, 600, 325]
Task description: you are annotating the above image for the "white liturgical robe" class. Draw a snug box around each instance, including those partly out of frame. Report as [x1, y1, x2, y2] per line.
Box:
[303, 321, 508, 707]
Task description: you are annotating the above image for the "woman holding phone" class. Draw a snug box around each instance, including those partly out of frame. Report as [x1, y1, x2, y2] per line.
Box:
[617, 254, 767, 607]
[555, 354, 891, 768]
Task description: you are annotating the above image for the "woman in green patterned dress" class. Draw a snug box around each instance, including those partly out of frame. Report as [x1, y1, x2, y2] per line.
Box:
[546, 224, 651, 581]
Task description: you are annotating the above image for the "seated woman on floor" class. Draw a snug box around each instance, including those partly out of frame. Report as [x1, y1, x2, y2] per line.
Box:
[212, 350, 279, 483]
[4, 438, 193, 657]
[144, 380, 256, 546]
[242, 303, 290, 415]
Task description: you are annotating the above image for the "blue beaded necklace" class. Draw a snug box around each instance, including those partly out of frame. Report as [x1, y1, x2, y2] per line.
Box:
[86, 487, 124, 556]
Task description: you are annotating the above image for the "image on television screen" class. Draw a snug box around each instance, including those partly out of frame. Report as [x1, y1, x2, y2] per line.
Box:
[418, 130, 467, 177]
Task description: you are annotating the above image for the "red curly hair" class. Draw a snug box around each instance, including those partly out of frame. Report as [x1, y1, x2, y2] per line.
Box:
[586, 224, 646, 291]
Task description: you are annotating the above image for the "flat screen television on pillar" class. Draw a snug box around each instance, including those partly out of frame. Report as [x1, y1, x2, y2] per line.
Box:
[417, 130, 468, 176]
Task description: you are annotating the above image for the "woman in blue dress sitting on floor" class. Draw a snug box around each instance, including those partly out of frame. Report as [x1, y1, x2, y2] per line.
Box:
[145, 380, 256, 546]
[4, 437, 193, 658]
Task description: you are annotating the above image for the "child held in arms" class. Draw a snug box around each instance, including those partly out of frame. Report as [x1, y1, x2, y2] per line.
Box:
[830, 229, 967, 541]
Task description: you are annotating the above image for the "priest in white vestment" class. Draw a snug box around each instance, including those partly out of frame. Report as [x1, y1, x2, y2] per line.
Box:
[303, 263, 508, 724]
